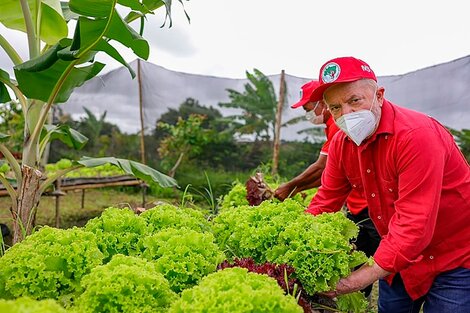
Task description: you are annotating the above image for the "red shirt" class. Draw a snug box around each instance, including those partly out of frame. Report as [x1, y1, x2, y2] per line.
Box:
[307, 100, 470, 299]
[321, 117, 368, 215]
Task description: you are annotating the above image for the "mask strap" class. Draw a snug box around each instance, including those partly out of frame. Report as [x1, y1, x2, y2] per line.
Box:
[312, 101, 320, 112]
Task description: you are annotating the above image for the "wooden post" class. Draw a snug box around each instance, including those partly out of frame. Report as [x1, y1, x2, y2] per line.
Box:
[141, 182, 148, 207]
[272, 70, 286, 176]
[137, 59, 146, 165]
[52, 178, 66, 228]
[55, 194, 60, 228]
[81, 189, 85, 209]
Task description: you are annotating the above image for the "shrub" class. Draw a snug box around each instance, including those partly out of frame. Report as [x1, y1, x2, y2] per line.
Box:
[74, 255, 176, 313]
[168, 267, 303, 313]
[0, 226, 103, 300]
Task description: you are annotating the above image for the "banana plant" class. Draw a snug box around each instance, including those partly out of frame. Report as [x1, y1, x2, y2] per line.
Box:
[0, 0, 189, 243]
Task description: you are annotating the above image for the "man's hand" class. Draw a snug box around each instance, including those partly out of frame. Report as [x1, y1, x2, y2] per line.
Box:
[323, 263, 390, 297]
[274, 183, 297, 201]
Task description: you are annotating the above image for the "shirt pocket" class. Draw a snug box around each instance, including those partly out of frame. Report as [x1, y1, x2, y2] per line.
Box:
[383, 179, 398, 204]
[382, 178, 399, 213]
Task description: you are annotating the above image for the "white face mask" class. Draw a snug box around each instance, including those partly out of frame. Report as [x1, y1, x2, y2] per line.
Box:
[305, 102, 324, 125]
[335, 91, 379, 146]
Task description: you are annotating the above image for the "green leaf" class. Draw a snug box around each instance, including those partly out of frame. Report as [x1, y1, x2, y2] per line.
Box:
[61, 1, 80, 22]
[68, 1, 149, 77]
[77, 157, 178, 188]
[118, 0, 151, 14]
[43, 124, 89, 149]
[0, 133, 10, 142]
[14, 42, 105, 103]
[0, 0, 67, 45]
[94, 39, 136, 77]
[69, 0, 114, 17]
[0, 69, 12, 103]
[106, 12, 149, 59]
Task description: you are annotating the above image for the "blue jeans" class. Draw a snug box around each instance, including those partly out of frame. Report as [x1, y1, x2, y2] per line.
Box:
[378, 268, 470, 313]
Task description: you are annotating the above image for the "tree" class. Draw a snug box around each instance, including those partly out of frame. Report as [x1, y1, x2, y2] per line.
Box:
[0, 0, 188, 243]
[157, 114, 211, 177]
[155, 97, 228, 136]
[219, 69, 279, 142]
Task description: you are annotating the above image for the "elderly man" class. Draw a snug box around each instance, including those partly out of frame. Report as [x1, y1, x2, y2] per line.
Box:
[275, 80, 380, 298]
[306, 56, 470, 312]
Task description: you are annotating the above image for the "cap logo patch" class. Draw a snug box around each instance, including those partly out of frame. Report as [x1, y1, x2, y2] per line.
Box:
[361, 65, 371, 72]
[322, 62, 340, 83]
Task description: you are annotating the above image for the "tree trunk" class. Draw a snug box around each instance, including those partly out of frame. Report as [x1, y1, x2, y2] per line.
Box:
[11, 165, 42, 243]
[272, 70, 286, 176]
[168, 152, 184, 178]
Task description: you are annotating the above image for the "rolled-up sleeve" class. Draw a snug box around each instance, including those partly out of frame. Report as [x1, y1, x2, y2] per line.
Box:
[306, 138, 351, 215]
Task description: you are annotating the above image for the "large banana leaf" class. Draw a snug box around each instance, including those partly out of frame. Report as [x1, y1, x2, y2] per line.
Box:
[14, 40, 105, 103]
[14, 0, 153, 102]
[0, 0, 67, 45]
[77, 156, 178, 188]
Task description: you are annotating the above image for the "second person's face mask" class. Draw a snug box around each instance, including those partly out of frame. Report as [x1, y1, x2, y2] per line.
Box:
[305, 101, 324, 125]
[305, 109, 324, 125]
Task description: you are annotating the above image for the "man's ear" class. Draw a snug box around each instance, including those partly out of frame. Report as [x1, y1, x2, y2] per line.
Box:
[377, 87, 385, 106]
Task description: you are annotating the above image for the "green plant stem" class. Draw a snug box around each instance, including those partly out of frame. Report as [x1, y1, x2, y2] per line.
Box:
[0, 144, 22, 185]
[1, 79, 28, 113]
[38, 131, 53, 159]
[28, 61, 77, 157]
[19, 0, 39, 58]
[0, 34, 23, 65]
[38, 165, 82, 194]
[312, 302, 341, 312]
[35, 0, 42, 51]
[0, 174, 17, 205]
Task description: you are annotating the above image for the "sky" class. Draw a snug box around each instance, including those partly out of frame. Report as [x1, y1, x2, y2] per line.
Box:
[1, 0, 470, 80]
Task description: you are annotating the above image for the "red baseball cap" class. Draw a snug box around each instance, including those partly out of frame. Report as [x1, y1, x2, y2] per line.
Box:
[291, 80, 320, 109]
[309, 57, 377, 102]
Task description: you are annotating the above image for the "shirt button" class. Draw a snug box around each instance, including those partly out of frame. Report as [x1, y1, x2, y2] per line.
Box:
[429, 255, 434, 260]
[377, 215, 382, 220]
[371, 193, 376, 197]
[366, 169, 371, 173]
[385, 135, 388, 140]
[352, 184, 357, 188]
[388, 188, 393, 192]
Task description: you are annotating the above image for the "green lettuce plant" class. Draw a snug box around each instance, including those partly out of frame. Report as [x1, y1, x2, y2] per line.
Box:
[212, 198, 306, 262]
[0, 226, 103, 300]
[74, 254, 176, 313]
[138, 227, 225, 293]
[140, 203, 211, 234]
[212, 200, 368, 295]
[0, 297, 67, 313]
[84, 207, 147, 262]
[168, 267, 303, 313]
